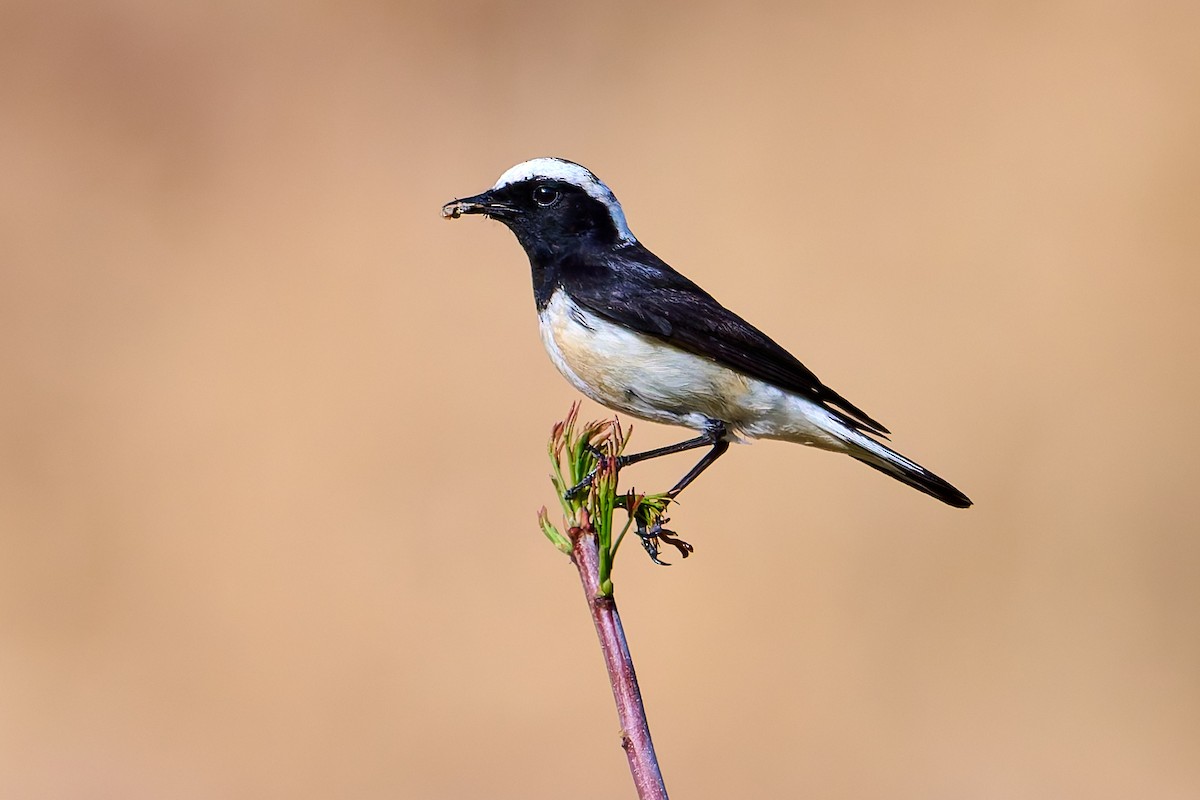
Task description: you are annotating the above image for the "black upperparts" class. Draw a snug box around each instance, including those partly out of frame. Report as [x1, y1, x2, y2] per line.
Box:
[551, 242, 892, 437]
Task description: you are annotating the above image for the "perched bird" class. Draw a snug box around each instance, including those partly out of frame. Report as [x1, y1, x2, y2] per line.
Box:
[443, 157, 971, 516]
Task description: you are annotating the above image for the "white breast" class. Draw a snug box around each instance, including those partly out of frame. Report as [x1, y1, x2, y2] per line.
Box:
[536, 290, 849, 451]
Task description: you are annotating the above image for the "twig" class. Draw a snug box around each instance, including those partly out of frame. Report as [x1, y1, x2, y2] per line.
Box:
[539, 405, 672, 798]
[570, 517, 669, 800]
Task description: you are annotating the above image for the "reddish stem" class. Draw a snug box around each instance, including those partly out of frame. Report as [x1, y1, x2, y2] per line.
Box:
[571, 528, 669, 800]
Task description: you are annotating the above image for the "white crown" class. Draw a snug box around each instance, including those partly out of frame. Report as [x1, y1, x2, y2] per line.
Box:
[493, 158, 634, 243]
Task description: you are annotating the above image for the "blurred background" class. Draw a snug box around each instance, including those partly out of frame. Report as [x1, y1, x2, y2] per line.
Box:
[3, 1, 1198, 797]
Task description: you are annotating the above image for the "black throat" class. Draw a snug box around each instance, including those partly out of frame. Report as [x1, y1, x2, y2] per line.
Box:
[521, 232, 618, 311]
[504, 215, 627, 312]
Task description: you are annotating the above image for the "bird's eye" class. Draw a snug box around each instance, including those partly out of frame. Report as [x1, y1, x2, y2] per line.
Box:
[532, 185, 560, 207]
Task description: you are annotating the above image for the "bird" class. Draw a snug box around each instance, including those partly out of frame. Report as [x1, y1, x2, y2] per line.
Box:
[442, 157, 972, 528]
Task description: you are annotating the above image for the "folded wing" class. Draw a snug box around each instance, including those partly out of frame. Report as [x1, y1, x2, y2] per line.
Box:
[563, 244, 890, 436]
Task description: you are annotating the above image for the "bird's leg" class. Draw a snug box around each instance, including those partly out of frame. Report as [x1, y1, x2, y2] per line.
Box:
[665, 437, 730, 499]
[563, 421, 730, 566]
[563, 423, 724, 501]
[631, 422, 729, 565]
[561, 442, 614, 500]
[615, 426, 723, 468]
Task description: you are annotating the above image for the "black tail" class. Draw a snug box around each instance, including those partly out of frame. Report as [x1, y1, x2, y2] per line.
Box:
[851, 454, 972, 508]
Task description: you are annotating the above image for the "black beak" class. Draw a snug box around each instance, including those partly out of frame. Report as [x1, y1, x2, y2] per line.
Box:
[441, 190, 519, 221]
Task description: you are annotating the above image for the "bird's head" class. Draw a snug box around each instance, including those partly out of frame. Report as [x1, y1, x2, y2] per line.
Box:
[442, 157, 635, 251]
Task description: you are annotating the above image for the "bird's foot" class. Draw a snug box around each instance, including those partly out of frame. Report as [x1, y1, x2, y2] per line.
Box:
[635, 515, 693, 566]
[563, 469, 597, 501]
[563, 446, 625, 501]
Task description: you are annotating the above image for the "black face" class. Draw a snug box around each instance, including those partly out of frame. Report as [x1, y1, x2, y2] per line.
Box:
[446, 178, 625, 253]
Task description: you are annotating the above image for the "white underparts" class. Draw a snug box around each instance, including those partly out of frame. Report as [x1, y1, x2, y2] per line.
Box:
[537, 290, 855, 453]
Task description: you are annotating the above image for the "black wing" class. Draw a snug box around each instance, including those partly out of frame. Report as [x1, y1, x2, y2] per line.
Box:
[563, 243, 890, 436]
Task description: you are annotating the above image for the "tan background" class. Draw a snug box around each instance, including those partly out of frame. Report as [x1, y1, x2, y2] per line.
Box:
[3, 1, 1198, 797]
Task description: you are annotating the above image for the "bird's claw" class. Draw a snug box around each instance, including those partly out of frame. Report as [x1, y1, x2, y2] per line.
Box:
[635, 517, 693, 566]
[563, 473, 594, 501]
[563, 448, 625, 500]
